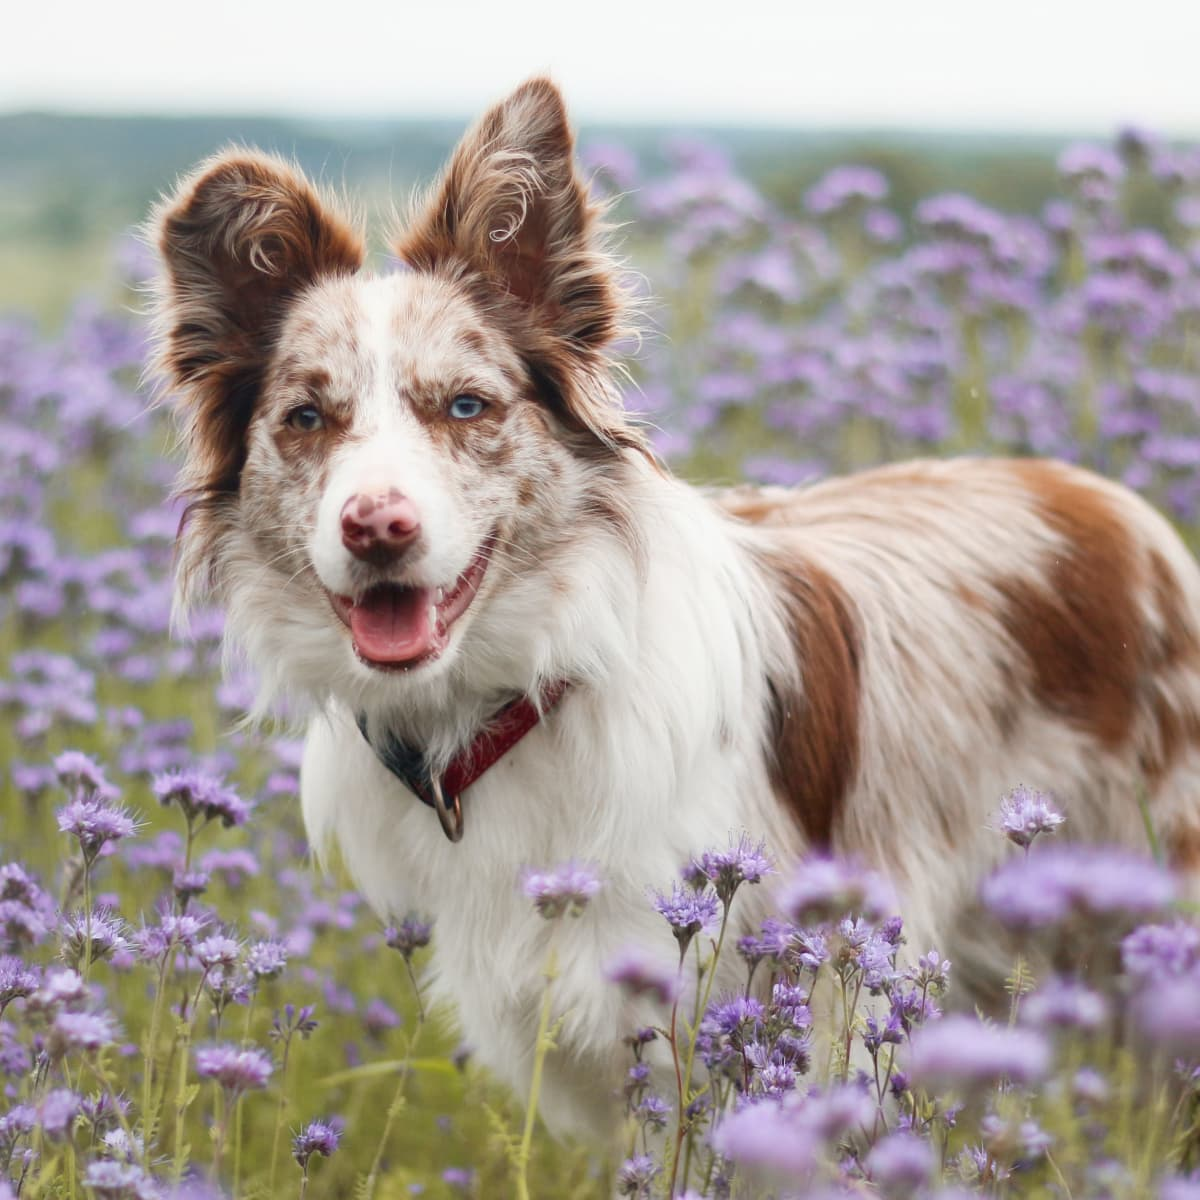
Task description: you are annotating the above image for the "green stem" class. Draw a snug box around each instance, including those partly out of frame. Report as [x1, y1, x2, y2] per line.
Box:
[667, 904, 732, 1198]
[82, 864, 94, 983]
[141, 947, 178, 1164]
[232, 988, 257, 1197]
[363, 1013, 427, 1197]
[268, 1040, 294, 1198]
[515, 944, 560, 1200]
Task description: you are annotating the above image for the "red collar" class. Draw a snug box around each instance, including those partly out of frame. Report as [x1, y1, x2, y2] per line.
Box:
[355, 679, 570, 842]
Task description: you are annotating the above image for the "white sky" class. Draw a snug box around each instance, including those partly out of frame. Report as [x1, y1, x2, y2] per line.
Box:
[4, 0, 1199, 134]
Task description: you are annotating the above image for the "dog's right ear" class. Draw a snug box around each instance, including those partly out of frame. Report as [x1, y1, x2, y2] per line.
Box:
[150, 150, 364, 497]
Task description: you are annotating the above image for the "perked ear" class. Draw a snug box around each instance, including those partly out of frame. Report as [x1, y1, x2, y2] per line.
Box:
[395, 78, 642, 452]
[150, 151, 365, 497]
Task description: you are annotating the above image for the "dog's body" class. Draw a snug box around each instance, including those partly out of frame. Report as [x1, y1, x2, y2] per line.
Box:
[152, 79, 1200, 1136]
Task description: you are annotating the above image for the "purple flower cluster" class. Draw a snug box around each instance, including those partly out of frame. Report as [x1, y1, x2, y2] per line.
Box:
[194, 1043, 273, 1096]
[982, 845, 1175, 931]
[521, 860, 603, 919]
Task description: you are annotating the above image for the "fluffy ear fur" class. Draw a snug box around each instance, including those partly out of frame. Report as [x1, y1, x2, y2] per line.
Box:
[394, 78, 643, 453]
[150, 151, 365, 499]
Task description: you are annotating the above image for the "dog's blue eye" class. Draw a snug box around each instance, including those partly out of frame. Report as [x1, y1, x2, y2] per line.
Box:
[286, 405, 324, 432]
[449, 395, 486, 420]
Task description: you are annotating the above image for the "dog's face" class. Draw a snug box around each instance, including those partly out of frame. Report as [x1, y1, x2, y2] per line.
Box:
[152, 79, 645, 706]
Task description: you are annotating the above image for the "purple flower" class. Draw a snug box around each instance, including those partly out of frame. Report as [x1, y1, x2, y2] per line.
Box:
[173, 869, 209, 903]
[652, 881, 721, 947]
[982, 846, 1175, 931]
[521, 860, 603, 919]
[194, 1044, 273, 1095]
[704, 994, 765, 1043]
[56, 795, 139, 864]
[632, 1094, 670, 1130]
[863, 1011, 905, 1054]
[384, 915, 433, 960]
[1059, 142, 1124, 185]
[1122, 920, 1200, 981]
[1021, 976, 1109, 1031]
[153, 769, 250, 827]
[442, 1167, 474, 1193]
[271, 1003, 319, 1045]
[38, 1087, 83, 1140]
[133, 910, 210, 961]
[245, 940, 288, 980]
[292, 1119, 341, 1168]
[908, 1015, 1051, 1089]
[711, 1101, 818, 1175]
[615, 1154, 660, 1197]
[52, 750, 109, 795]
[199, 847, 260, 885]
[194, 934, 240, 971]
[29, 966, 88, 1014]
[47, 1010, 117, 1058]
[682, 834, 773, 903]
[866, 1131, 935, 1196]
[904, 949, 951, 994]
[1161, 1177, 1200, 1200]
[778, 856, 896, 926]
[603, 946, 680, 1005]
[992, 784, 1065, 849]
[1134, 976, 1200, 1053]
[0, 956, 39, 1009]
[59, 906, 127, 969]
[364, 998, 401, 1037]
[80, 1161, 157, 1200]
[805, 165, 889, 216]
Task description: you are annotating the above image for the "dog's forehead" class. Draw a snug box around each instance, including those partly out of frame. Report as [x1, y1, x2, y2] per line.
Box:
[279, 273, 522, 391]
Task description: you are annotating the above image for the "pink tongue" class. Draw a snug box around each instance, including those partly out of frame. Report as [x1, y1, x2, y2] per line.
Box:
[348, 585, 435, 665]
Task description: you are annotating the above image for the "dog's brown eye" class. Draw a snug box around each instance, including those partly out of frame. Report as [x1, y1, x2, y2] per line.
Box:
[286, 404, 324, 432]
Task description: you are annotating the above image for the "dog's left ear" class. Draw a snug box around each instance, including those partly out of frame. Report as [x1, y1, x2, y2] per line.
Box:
[395, 78, 641, 451]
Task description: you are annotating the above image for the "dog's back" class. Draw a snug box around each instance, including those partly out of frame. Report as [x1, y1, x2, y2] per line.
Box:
[723, 454, 1200, 981]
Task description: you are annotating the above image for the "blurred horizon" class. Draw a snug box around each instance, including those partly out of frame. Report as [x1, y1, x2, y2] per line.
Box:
[0, 111, 1126, 328]
[6, 0, 1200, 134]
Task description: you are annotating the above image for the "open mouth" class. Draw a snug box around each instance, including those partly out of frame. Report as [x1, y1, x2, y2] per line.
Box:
[328, 535, 495, 670]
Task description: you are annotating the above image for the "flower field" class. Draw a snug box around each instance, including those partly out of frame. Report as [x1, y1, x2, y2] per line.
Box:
[3, 126, 1200, 1198]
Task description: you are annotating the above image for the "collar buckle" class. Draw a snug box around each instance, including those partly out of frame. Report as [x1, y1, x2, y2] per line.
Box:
[428, 774, 464, 842]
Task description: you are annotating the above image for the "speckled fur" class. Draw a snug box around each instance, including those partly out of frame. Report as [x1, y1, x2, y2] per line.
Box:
[150, 78, 1200, 1136]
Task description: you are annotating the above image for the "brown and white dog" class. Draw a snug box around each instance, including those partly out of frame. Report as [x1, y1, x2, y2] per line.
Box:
[151, 78, 1200, 1134]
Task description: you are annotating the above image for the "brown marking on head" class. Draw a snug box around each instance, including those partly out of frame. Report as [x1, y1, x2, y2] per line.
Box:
[392, 77, 647, 459]
[994, 462, 1142, 750]
[151, 151, 364, 506]
[458, 326, 490, 358]
[758, 552, 862, 849]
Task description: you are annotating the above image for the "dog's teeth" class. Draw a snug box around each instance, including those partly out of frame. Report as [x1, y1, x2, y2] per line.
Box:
[428, 604, 437, 627]
[435, 587, 445, 604]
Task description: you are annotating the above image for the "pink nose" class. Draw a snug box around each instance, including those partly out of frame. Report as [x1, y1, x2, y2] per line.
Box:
[340, 490, 421, 562]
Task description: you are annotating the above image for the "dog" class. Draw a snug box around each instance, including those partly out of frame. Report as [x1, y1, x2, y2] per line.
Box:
[150, 77, 1200, 1136]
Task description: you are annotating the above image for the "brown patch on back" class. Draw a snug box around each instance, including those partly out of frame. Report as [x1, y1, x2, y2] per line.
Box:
[759, 551, 862, 849]
[1167, 826, 1200, 873]
[1149, 550, 1200, 667]
[995, 462, 1143, 750]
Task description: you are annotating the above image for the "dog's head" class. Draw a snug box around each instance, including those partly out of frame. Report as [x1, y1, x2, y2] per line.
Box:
[151, 79, 647, 712]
